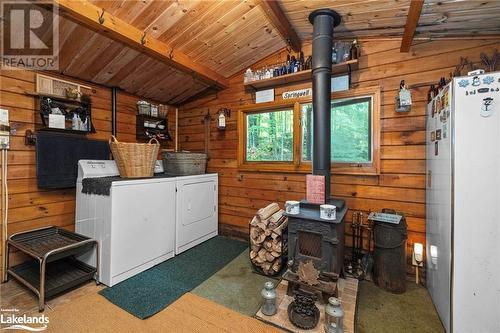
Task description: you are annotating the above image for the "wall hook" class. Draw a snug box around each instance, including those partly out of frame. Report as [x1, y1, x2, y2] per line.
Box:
[140, 32, 147, 45]
[98, 9, 105, 24]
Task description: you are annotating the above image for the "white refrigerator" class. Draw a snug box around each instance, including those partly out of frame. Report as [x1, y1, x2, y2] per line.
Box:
[426, 72, 500, 333]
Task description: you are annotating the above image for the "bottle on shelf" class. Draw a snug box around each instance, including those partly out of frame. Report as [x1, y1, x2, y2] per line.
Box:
[349, 39, 358, 60]
[72, 113, 79, 130]
[290, 55, 297, 73]
[299, 51, 305, 71]
[332, 46, 338, 64]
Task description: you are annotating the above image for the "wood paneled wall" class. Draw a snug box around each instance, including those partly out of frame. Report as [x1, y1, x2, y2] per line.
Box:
[178, 39, 500, 270]
[0, 68, 176, 274]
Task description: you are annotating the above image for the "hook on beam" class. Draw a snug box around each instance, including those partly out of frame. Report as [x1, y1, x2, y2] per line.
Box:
[98, 9, 105, 24]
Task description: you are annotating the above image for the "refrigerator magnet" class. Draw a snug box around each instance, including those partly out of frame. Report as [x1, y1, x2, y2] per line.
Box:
[436, 129, 442, 140]
[444, 89, 449, 107]
[472, 76, 480, 86]
[481, 97, 494, 118]
[431, 131, 436, 142]
[443, 124, 447, 138]
[435, 141, 439, 156]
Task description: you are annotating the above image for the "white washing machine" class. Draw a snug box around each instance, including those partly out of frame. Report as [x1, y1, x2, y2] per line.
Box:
[175, 173, 218, 254]
[75, 160, 176, 286]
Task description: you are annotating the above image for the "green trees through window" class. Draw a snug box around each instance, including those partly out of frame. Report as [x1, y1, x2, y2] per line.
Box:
[302, 97, 371, 163]
[246, 109, 294, 161]
[245, 97, 371, 163]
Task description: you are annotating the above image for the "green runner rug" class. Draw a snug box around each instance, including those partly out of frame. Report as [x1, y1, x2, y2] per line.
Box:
[99, 236, 247, 319]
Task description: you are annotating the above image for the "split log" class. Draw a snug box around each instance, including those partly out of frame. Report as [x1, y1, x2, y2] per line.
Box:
[256, 220, 268, 230]
[250, 216, 260, 226]
[256, 203, 280, 220]
[258, 248, 267, 261]
[272, 241, 282, 253]
[265, 252, 275, 262]
[250, 250, 258, 259]
[255, 233, 266, 244]
[271, 217, 288, 237]
[268, 209, 285, 226]
[272, 260, 281, 272]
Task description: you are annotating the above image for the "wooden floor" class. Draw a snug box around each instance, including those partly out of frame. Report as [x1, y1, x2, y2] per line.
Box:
[1, 279, 281, 333]
[0, 279, 104, 316]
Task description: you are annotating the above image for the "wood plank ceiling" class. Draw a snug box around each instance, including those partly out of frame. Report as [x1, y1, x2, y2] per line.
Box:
[280, 0, 500, 40]
[52, 0, 500, 105]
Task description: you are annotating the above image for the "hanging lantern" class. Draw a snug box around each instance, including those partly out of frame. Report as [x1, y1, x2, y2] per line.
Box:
[217, 107, 231, 130]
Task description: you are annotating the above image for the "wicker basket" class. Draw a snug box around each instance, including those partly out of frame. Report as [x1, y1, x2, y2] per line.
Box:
[109, 135, 159, 178]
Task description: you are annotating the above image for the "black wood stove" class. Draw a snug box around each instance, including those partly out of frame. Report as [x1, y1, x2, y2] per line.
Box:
[282, 9, 347, 328]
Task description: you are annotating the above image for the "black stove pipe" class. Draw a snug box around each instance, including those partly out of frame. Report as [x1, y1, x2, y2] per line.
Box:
[309, 9, 341, 200]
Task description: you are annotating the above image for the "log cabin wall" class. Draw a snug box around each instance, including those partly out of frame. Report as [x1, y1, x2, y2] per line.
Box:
[0, 68, 176, 274]
[178, 39, 500, 272]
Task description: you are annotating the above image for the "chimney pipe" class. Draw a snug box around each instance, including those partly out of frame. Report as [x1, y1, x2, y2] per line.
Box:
[309, 9, 341, 200]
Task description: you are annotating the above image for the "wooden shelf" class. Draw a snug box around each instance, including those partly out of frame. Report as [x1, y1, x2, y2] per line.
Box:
[243, 59, 358, 90]
[25, 91, 85, 103]
[37, 127, 93, 135]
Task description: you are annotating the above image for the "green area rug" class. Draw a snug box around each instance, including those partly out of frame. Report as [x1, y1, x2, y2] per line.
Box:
[357, 280, 444, 333]
[192, 251, 278, 316]
[99, 236, 247, 319]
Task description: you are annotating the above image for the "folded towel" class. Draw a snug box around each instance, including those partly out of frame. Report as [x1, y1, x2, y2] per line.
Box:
[36, 131, 110, 188]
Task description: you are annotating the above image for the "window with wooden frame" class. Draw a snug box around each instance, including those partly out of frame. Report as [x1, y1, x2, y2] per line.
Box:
[237, 86, 380, 175]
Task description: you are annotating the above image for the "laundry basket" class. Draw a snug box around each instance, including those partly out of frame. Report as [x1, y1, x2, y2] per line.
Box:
[109, 135, 159, 178]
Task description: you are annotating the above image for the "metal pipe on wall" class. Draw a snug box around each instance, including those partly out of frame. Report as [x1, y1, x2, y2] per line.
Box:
[1, 149, 8, 282]
[111, 87, 117, 136]
[309, 9, 341, 200]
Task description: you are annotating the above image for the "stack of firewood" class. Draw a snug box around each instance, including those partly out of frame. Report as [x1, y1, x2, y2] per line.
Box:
[249, 203, 288, 275]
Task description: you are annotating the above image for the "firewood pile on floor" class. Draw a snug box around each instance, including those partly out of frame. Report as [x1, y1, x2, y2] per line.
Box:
[249, 203, 288, 275]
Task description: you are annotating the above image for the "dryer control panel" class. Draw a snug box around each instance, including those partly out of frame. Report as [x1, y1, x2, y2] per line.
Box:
[78, 160, 119, 179]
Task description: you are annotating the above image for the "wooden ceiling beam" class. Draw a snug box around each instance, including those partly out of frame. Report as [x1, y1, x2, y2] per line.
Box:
[51, 0, 229, 89]
[400, 0, 425, 52]
[260, 0, 301, 52]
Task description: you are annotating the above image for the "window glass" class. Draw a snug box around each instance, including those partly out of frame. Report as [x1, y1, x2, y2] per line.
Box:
[301, 96, 371, 163]
[246, 109, 294, 162]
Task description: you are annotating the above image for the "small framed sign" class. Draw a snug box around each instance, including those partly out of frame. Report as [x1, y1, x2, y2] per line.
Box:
[282, 88, 312, 100]
[255, 89, 275, 103]
[331, 74, 349, 92]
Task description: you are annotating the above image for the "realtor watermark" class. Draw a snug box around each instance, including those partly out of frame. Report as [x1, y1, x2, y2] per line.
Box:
[1, 1, 59, 70]
[1, 308, 49, 331]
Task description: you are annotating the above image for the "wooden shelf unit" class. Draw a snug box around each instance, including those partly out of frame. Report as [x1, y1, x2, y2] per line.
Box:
[136, 114, 172, 142]
[243, 59, 358, 90]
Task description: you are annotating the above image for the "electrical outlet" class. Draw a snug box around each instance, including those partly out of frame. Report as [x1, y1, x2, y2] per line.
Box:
[412, 255, 424, 267]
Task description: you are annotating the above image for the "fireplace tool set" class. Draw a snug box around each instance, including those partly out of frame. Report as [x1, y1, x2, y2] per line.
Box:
[346, 211, 374, 280]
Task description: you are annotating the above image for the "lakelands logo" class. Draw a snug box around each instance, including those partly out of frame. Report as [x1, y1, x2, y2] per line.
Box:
[1, 308, 49, 331]
[1, 1, 59, 70]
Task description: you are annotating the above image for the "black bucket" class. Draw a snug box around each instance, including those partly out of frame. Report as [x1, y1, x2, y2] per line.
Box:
[373, 209, 407, 293]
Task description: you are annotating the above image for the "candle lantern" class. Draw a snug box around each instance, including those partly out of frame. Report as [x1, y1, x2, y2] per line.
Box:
[324, 297, 344, 333]
[260, 281, 277, 316]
